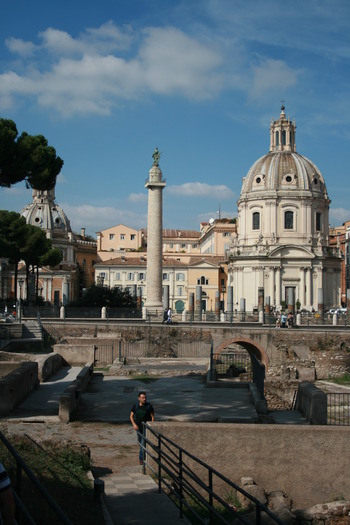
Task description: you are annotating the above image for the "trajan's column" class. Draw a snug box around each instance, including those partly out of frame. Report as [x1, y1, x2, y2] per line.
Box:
[145, 148, 166, 312]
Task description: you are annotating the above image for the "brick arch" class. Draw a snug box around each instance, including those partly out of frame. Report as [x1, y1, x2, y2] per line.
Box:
[214, 337, 269, 371]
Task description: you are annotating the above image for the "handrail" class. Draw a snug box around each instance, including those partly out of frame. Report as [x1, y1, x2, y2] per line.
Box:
[0, 431, 73, 525]
[141, 424, 286, 525]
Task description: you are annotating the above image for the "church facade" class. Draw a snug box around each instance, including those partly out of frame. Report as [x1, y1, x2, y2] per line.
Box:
[226, 106, 342, 312]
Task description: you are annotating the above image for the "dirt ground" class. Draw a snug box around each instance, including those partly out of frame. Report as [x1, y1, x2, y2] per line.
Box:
[2, 420, 140, 477]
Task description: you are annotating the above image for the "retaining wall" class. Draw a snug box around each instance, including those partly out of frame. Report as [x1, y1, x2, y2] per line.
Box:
[148, 422, 350, 509]
[58, 363, 94, 423]
[0, 362, 38, 416]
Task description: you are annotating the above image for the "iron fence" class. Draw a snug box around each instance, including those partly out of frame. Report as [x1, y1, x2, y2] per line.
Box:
[327, 393, 350, 426]
[212, 351, 253, 380]
[0, 431, 73, 525]
[142, 424, 285, 525]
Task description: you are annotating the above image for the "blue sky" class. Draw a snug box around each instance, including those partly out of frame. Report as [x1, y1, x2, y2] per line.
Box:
[0, 0, 349, 237]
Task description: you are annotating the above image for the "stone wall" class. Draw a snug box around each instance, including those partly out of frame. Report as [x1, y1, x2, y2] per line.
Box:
[0, 362, 38, 415]
[148, 422, 350, 509]
[42, 322, 350, 381]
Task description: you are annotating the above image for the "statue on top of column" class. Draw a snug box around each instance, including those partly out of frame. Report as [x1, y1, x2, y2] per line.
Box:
[152, 147, 161, 166]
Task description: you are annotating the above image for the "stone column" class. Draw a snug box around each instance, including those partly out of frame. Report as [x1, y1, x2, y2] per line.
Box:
[300, 267, 306, 307]
[306, 268, 312, 307]
[163, 285, 169, 310]
[227, 286, 233, 319]
[275, 267, 281, 307]
[215, 290, 220, 320]
[195, 285, 202, 321]
[318, 288, 324, 315]
[145, 150, 166, 311]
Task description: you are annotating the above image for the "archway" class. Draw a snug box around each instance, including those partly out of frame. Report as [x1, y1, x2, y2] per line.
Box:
[214, 337, 269, 371]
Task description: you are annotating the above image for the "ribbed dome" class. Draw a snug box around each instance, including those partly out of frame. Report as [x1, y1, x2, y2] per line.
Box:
[21, 188, 71, 237]
[241, 151, 328, 198]
[240, 105, 328, 201]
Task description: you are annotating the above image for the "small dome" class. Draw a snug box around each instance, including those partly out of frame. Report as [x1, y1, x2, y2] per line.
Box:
[21, 188, 71, 237]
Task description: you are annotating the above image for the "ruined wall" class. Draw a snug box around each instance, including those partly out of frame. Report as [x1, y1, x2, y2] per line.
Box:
[149, 422, 350, 509]
[43, 322, 350, 380]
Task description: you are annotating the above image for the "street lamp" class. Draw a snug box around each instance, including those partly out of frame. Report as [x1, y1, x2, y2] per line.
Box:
[18, 278, 24, 323]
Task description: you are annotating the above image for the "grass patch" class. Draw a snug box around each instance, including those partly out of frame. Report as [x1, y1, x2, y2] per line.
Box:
[0, 434, 104, 525]
[328, 373, 350, 385]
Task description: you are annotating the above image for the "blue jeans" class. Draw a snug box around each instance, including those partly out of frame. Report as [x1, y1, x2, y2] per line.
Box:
[137, 429, 145, 461]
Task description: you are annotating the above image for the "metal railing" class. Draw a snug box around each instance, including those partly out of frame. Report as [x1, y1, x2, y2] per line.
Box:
[142, 425, 285, 525]
[0, 432, 73, 525]
[327, 393, 350, 426]
[211, 351, 253, 380]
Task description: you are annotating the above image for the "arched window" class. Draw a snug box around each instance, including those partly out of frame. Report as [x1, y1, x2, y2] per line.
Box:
[282, 130, 286, 145]
[275, 131, 279, 146]
[252, 212, 260, 230]
[284, 211, 294, 229]
[316, 212, 322, 231]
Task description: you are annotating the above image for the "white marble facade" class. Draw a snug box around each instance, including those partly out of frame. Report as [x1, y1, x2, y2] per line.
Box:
[227, 106, 342, 312]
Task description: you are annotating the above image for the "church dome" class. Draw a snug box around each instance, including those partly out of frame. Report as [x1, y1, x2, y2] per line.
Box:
[21, 188, 72, 238]
[240, 105, 328, 201]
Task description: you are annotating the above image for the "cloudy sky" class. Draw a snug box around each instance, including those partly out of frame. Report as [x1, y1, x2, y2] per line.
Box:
[1, 0, 349, 236]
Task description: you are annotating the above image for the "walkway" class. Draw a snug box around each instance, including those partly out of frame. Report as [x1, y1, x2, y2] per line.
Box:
[5, 360, 307, 524]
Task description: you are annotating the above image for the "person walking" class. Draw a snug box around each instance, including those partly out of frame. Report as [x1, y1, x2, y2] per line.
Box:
[166, 308, 172, 324]
[0, 462, 15, 525]
[162, 309, 168, 324]
[130, 392, 155, 465]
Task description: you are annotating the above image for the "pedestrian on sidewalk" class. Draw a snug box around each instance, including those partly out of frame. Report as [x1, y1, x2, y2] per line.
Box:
[162, 309, 168, 324]
[130, 392, 155, 465]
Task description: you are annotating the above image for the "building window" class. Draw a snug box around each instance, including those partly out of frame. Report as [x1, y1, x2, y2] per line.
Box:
[252, 212, 260, 230]
[138, 273, 145, 280]
[275, 131, 279, 146]
[284, 211, 294, 229]
[176, 273, 185, 281]
[120, 234, 125, 240]
[115, 272, 121, 280]
[163, 273, 168, 281]
[282, 130, 286, 145]
[177, 286, 183, 296]
[193, 244, 198, 248]
[181, 243, 186, 249]
[109, 234, 114, 240]
[127, 272, 134, 281]
[131, 234, 135, 240]
[197, 276, 209, 285]
[316, 212, 322, 231]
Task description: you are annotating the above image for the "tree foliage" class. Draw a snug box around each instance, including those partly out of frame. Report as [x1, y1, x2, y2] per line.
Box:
[0, 118, 63, 190]
[77, 284, 137, 308]
[0, 210, 63, 300]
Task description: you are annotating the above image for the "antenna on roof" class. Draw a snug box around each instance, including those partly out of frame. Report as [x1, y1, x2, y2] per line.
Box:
[217, 204, 221, 219]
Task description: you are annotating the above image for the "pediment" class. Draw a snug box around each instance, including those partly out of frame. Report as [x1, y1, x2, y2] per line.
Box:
[269, 245, 315, 258]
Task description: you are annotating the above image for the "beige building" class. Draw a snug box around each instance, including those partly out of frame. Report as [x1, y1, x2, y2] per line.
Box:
[94, 255, 189, 312]
[96, 224, 143, 261]
[200, 218, 237, 256]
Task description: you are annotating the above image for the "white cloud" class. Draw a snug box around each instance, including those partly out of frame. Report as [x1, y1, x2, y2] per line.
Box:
[61, 203, 147, 233]
[5, 37, 38, 57]
[249, 58, 300, 100]
[329, 207, 350, 226]
[139, 27, 223, 98]
[128, 193, 147, 203]
[167, 182, 235, 200]
[0, 22, 226, 116]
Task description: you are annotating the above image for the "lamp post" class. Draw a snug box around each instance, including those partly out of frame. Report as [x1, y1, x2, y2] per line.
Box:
[18, 278, 24, 323]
